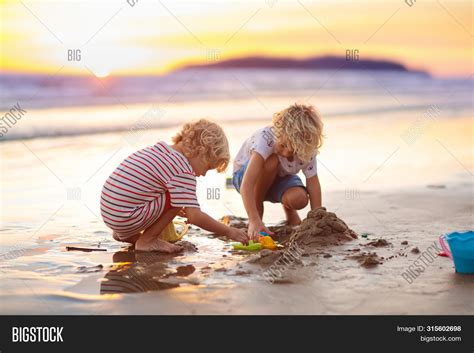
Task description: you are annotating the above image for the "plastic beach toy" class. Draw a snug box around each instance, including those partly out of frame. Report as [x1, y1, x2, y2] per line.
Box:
[258, 231, 278, 250]
[232, 234, 278, 251]
[258, 235, 277, 250]
[232, 240, 262, 251]
[439, 231, 474, 274]
[160, 221, 189, 243]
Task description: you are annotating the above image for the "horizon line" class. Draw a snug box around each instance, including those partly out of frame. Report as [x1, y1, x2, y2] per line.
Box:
[1, 54, 470, 79]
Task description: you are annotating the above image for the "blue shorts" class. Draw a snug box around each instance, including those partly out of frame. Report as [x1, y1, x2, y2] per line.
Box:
[232, 161, 306, 203]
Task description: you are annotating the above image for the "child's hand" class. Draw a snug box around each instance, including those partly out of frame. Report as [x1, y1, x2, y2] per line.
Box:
[247, 220, 273, 240]
[227, 227, 249, 244]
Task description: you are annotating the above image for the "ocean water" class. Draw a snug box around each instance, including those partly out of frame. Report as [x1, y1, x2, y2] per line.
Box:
[0, 69, 472, 141]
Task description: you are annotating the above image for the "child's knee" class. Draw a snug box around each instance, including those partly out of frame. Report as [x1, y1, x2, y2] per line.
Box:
[282, 187, 309, 210]
[293, 194, 309, 210]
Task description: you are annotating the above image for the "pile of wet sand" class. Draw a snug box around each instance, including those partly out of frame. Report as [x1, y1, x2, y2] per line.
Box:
[286, 207, 358, 246]
[244, 207, 358, 266]
[347, 252, 382, 267]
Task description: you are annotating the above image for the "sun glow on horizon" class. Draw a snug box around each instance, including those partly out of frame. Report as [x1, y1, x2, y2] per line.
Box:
[91, 68, 110, 78]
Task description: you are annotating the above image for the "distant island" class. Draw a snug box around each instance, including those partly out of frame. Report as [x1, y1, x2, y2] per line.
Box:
[180, 55, 427, 75]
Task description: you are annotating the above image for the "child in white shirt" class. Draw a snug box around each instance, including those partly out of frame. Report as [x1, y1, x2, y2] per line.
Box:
[232, 104, 324, 239]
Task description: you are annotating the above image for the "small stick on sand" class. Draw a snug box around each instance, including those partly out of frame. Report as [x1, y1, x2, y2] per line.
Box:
[66, 246, 107, 252]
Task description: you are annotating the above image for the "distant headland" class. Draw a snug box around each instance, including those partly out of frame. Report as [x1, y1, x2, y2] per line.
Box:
[179, 55, 428, 75]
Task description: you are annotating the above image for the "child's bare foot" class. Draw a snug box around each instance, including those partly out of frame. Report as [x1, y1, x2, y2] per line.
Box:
[283, 206, 301, 226]
[135, 237, 183, 253]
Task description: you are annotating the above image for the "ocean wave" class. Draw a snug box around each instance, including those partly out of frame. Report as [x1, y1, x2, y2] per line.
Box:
[0, 100, 471, 142]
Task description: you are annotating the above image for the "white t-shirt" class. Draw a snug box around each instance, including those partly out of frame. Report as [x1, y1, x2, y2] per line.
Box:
[233, 127, 318, 178]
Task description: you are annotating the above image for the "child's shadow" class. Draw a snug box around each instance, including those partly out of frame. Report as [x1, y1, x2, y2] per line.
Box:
[100, 248, 195, 295]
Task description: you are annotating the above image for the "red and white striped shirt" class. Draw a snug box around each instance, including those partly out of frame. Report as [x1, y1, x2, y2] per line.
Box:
[100, 141, 199, 237]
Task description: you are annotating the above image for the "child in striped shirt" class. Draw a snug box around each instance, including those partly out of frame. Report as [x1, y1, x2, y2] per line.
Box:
[100, 119, 248, 253]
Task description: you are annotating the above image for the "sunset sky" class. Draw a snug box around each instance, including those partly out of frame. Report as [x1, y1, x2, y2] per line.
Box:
[0, 0, 472, 77]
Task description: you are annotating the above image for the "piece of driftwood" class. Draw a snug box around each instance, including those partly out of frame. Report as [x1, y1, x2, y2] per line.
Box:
[66, 246, 107, 252]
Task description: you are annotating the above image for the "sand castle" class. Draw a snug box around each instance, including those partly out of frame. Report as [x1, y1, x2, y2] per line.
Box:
[286, 207, 358, 247]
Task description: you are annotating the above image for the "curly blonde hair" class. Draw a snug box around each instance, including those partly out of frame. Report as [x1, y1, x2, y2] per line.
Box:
[272, 103, 324, 161]
[172, 119, 230, 173]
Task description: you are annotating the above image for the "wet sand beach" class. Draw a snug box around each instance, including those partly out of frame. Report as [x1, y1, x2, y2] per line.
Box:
[1, 114, 472, 314]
